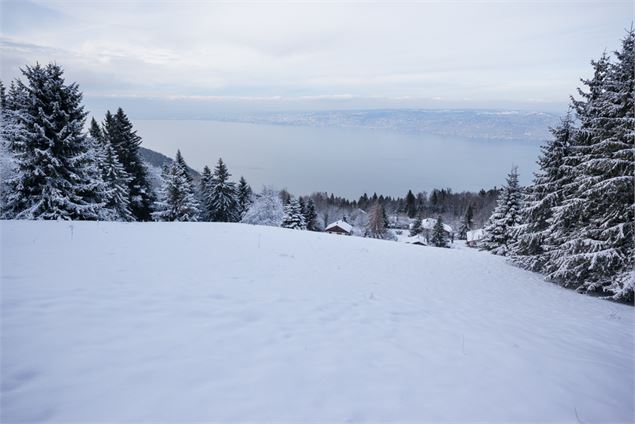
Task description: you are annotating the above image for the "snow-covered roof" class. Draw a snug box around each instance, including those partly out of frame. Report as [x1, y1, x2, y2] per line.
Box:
[406, 235, 427, 245]
[325, 220, 353, 233]
[467, 229, 485, 242]
[421, 218, 453, 233]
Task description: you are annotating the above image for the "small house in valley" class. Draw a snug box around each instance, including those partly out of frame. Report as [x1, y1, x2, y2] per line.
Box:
[406, 235, 427, 246]
[325, 220, 353, 236]
[420, 218, 453, 235]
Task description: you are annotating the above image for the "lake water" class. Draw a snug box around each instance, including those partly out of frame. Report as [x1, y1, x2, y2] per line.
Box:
[135, 120, 542, 198]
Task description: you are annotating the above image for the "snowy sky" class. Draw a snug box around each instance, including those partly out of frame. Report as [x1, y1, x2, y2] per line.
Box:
[0, 0, 632, 114]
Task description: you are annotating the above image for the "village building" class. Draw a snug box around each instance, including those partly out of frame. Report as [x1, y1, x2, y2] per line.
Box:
[406, 235, 427, 246]
[412, 218, 452, 242]
[420, 218, 453, 235]
[324, 220, 353, 236]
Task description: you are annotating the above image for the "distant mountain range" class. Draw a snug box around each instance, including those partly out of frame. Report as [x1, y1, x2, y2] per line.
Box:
[215, 109, 560, 142]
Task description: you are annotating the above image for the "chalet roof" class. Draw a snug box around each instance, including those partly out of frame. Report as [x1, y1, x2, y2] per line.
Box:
[325, 220, 353, 233]
[406, 235, 427, 245]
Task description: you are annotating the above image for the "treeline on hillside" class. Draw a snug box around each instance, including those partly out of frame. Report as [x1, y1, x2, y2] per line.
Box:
[304, 188, 498, 233]
[478, 30, 634, 303]
[0, 63, 253, 225]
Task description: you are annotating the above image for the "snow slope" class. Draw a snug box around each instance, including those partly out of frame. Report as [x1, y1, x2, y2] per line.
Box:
[1, 221, 633, 422]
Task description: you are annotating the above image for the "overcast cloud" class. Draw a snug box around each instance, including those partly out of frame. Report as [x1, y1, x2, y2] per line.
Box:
[0, 0, 631, 114]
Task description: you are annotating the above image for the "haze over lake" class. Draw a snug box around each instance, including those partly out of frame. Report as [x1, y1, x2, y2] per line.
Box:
[135, 119, 542, 198]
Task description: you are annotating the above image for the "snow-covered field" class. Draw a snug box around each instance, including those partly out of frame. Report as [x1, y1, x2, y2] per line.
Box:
[1, 221, 633, 422]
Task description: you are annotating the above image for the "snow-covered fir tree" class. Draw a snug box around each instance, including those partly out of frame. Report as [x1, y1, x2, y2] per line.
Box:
[241, 187, 284, 226]
[298, 197, 306, 219]
[174, 149, 193, 183]
[0, 80, 16, 211]
[405, 190, 417, 218]
[0, 80, 6, 110]
[303, 198, 319, 231]
[541, 55, 611, 289]
[481, 166, 523, 255]
[546, 31, 634, 300]
[511, 112, 575, 271]
[281, 199, 307, 230]
[1, 63, 105, 220]
[3, 80, 31, 143]
[102, 108, 154, 221]
[278, 189, 291, 205]
[100, 142, 134, 221]
[600, 29, 635, 301]
[152, 151, 199, 222]
[89, 117, 104, 143]
[198, 165, 213, 221]
[431, 216, 449, 248]
[206, 158, 239, 222]
[86, 116, 133, 221]
[237, 176, 252, 218]
[410, 217, 422, 236]
[457, 205, 473, 240]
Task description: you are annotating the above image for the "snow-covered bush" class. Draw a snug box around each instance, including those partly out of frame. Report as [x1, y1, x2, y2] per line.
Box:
[241, 187, 284, 227]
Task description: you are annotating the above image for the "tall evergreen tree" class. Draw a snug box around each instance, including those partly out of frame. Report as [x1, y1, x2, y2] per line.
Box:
[152, 151, 199, 222]
[237, 176, 252, 218]
[431, 216, 449, 248]
[481, 166, 523, 255]
[600, 29, 635, 300]
[100, 142, 134, 221]
[2, 81, 28, 153]
[207, 158, 239, 222]
[279, 189, 291, 205]
[303, 198, 319, 231]
[0, 80, 16, 211]
[198, 165, 213, 221]
[405, 189, 416, 218]
[1, 63, 104, 220]
[281, 199, 307, 230]
[545, 54, 613, 289]
[86, 115, 134, 221]
[410, 217, 422, 236]
[358, 193, 369, 210]
[0, 80, 6, 110]
[89, 117, 104, 143]
[511, 112, 575, 271]
[175, 149, 193, 183]
[102, 108, 154, 221]
[547, 32, 634, 300]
